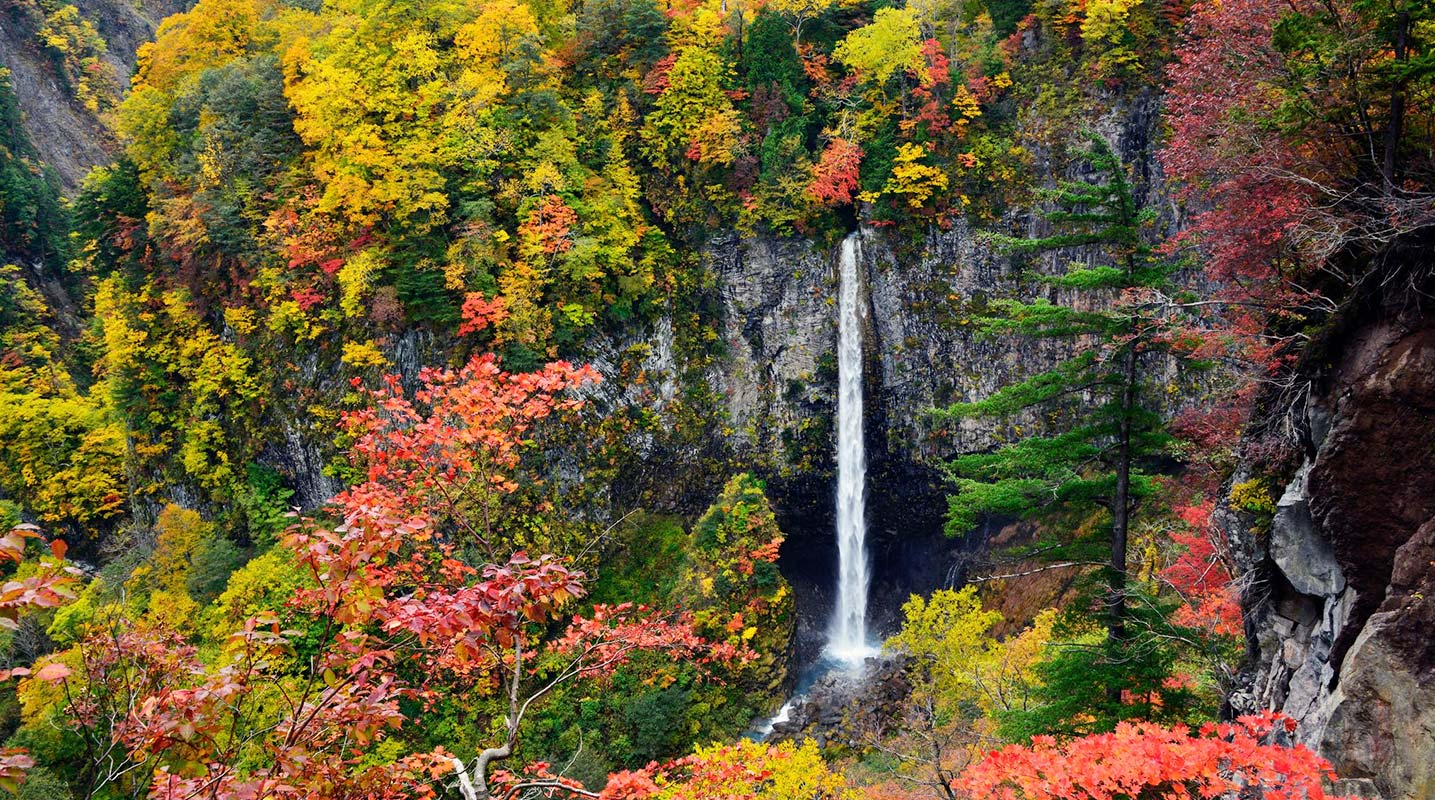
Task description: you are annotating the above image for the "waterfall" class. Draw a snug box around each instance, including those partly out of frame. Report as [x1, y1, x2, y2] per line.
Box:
[828, 231, 873, 666]
[748, 232, 873, 739]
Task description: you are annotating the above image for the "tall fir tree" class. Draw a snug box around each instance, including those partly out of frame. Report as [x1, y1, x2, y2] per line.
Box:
[937, 131, 1208, 731]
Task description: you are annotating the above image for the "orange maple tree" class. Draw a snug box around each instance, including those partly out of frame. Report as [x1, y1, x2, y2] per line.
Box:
[809, 138, 863, 207]
[954, 712, 1335, 800]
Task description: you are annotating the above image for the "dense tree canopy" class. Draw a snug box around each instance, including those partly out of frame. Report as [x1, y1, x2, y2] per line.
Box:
[0, 0, 1415, 794]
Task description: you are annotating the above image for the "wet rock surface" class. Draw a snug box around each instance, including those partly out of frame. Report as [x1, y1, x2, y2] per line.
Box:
[768, 655, 911, 749]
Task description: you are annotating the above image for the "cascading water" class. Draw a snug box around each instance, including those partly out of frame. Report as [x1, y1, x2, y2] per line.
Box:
[749, 232, 874, 739]
[827, 231, 874, 666]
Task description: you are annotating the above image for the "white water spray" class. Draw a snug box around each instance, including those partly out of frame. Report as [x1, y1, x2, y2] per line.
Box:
[828, 232, 874, 666]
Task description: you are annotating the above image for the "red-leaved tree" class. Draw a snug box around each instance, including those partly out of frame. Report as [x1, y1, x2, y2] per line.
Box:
[1163, 0, 1434, 333]
[954, 712, 1335, 800]
[43, 301, 742, 800]
[809, 138, 863, 207]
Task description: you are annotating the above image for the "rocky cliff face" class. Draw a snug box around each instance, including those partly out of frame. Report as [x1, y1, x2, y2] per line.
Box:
[710, 89, 1174, 469]
[701, 90, 1175, 660]
[1224, 297, 1435, 800]
[0, 0, 187, 191]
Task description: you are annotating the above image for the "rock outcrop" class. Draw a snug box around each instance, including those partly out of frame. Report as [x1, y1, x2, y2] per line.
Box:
[768, 655, 911, 748]
[0, 0, 188, 191]
[1226, 308, 1435, 800]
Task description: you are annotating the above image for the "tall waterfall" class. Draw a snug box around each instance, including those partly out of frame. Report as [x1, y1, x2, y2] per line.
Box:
[828, 231, 873, 665]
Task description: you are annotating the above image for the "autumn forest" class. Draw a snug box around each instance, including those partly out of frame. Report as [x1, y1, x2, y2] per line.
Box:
[0, 0, 1431, 796]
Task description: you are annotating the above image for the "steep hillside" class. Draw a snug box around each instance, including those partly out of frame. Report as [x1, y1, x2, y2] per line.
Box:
[0, 0, 186, 191]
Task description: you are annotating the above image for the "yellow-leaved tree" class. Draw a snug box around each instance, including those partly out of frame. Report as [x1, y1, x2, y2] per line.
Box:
[134, 0, 272, 92]
[869, 588, 1057, 799]
[887, 587, 1001, 707]
[283, 0, 473, 232]
[1079, 0, 1146, 78]
[638, 9, 744, 225]
[451, 0, 541, 115]
[833, 7, 926, 86]
[655, 739, 852, 800]
[868, 142, 949, 209]
[764, 0, 854, 45]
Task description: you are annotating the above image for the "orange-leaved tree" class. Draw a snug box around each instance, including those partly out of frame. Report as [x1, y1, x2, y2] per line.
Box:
[954, 712, 1335, 800]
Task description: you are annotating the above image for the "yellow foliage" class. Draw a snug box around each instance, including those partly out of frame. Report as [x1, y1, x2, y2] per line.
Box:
[267, 298, 327, 341]
[833, 7, 925, 86]
[341, 340, 390, 369]
[0, 369, 127, 530]
[338, 249, 383, 318]
[1081, 0, 1140, 46]
[205, 548, 307, 640]
[952, 84, 982, 120]
[666, 4, 728, 50]
[224, 305, 259, 335]
[973, 607, 1057, 717]
[886, 586, 1002, 707]
[149, 504, 215, 597]
[136, 0, 272, 91]
[17, 651, 80, 724]
[284, 0, 477, 231]
[455, 0, 539, 74]
[38, 4, 115, 113]
[147, 588, 201, 634]
[887, 589, 1058, 729]
[118, 85, 182, 181]
[496, 260, 554, 354]
[764, 0, 854, 43]
[525, 161, 568, 196]
[663, 739, 852, 799]
[882, 142, 949, 208]
[1230, 478, 1276, 515]
[640, 42, 742, 171]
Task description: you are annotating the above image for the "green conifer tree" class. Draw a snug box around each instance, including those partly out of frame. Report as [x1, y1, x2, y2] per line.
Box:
[937, 131, 1205, 723]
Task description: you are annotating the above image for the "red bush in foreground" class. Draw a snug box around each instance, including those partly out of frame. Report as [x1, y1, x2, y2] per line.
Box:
[955, 712, 1334, 800]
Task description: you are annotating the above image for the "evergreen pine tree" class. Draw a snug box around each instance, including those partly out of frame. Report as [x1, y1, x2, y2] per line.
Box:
[937, 131, 1205, 724]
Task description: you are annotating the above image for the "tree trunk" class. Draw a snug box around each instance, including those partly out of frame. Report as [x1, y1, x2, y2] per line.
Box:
[454, 743, 511, 800]
[1381, 10, 1410, 188]
[1109, 344, 1136, 647]
[1106, 223, 1142, 704]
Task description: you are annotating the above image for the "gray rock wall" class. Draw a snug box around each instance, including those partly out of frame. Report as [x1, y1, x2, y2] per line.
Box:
[1225, 314, 1435, 800]
[703, 89, 1176, 472]
[696, 90, 1182, 660]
